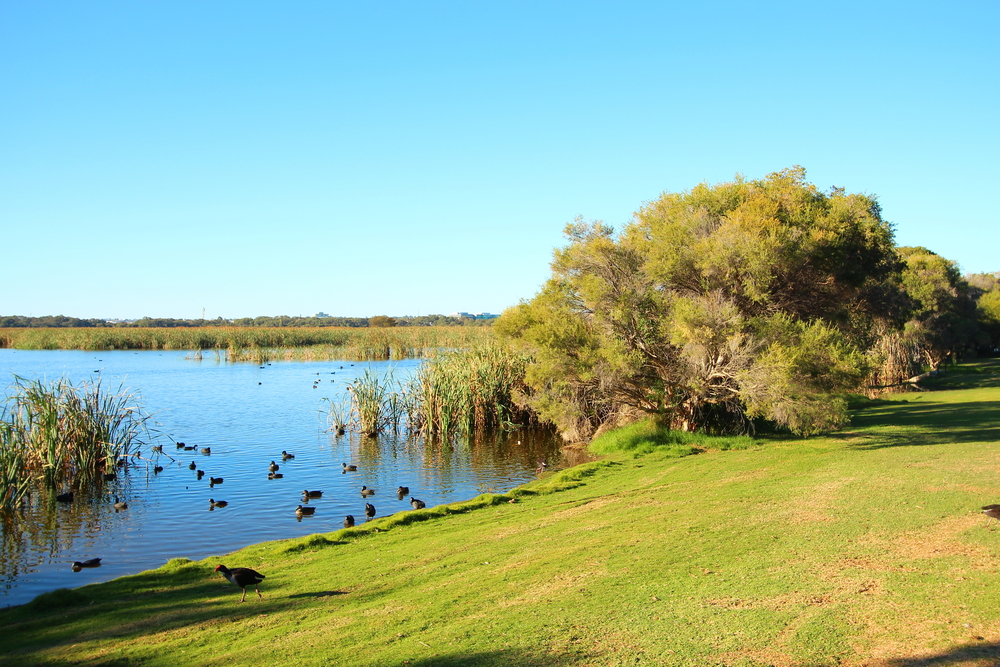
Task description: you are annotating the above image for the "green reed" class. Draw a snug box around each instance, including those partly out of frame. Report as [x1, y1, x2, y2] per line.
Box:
[327, 344, 537, 438]
[0, 376, 158, 515]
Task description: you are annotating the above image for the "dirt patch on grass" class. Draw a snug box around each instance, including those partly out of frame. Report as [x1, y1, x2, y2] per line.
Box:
[893, 514, 992, 566]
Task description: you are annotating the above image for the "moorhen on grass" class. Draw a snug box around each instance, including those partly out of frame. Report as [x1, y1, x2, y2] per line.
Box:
[214, 564, 265, 602]
[983, 504, 1000, 527]
[365, 503, 376, 520]
[410, 497, 426, 510]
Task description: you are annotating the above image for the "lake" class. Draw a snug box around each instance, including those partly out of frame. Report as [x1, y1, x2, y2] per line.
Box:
[0, 349, 566, 607]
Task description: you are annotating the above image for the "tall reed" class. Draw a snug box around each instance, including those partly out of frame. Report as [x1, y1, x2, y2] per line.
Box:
[327, 344, 538, 438]
[0, 376, 158, 515]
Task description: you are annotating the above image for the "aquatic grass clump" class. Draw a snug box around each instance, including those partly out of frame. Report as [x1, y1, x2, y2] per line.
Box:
[589, 419, 757, 458]
[408, 344, 535, 435]
[0, 376, 158, 515]
[326, 344, 539, 438]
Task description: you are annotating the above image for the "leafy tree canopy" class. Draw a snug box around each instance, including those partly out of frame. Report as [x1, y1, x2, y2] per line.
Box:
[498, 167, 900, 439]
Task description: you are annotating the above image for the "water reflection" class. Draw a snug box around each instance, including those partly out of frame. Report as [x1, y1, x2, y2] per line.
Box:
[0, 349, 574, 606]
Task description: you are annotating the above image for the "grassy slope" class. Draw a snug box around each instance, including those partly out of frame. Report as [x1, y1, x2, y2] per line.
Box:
[3, 363, 1000, 667]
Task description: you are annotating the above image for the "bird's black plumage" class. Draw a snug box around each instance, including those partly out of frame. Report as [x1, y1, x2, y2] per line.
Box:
[215, 564, 265, 602]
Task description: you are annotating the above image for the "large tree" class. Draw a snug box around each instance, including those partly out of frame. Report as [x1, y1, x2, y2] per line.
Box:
[498, 167, 901, 440]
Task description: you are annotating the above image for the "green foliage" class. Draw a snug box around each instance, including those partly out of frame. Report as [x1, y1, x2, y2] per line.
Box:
[368, 315, 398, 328]
[500, 167, 896, 437]
[898, 247, 981, 368]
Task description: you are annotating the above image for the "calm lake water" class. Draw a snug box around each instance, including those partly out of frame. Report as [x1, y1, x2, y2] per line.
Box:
[0, 349, 566, 607]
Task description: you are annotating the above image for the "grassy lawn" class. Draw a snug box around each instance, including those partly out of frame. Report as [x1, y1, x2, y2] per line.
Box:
[3, 361, 1000, 666]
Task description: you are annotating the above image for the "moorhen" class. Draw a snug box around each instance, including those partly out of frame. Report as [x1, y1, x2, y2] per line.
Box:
[214, 564, 265, 602]
[209, 477, 223, 485]
[343, 515, 355, 528]
[410, 497, 426, 510]
[365, 503, 376, 520]
[983, 504, 1000, 527]
[72, 558, 102, 571]
[55, 491, 74, 503]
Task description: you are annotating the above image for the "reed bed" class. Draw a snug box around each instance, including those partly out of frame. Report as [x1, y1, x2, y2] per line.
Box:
[327, 344, 537, 437]
[0, 376, 157, 515]
[0, 326, 493, 361]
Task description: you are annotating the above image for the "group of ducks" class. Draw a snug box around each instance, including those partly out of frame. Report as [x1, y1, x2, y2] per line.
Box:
[297, 463, 427, 526]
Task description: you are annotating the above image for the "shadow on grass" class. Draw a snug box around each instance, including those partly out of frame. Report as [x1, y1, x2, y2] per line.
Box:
[287, 590, 347, 598]
[882, 641, 1000, 665]
[839, 399, 1000, 450]
[403, 651, 589, 667]
[0, 565, 300, 661]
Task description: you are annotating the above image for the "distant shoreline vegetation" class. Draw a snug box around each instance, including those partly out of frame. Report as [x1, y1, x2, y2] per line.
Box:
[0, 314, 495, 329]
[0, 325, 496, 361]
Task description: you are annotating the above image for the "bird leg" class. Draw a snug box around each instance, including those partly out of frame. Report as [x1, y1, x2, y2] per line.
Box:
[240, 589, 248, 603]
[256, 586, 263, 600]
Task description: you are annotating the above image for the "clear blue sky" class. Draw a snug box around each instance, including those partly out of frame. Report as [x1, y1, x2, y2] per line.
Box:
[2, 1, 997, 320]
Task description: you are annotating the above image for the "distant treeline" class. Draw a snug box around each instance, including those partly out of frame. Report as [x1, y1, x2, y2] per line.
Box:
[0, 314, 493, 329]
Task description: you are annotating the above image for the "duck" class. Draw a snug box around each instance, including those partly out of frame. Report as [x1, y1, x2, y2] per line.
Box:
[365, 503, 376, 520]
[396, 486, 410, 496]
[343, 515, 355, 528]
[189, 461, 197, 470]
[184, 446, 197, 451]
[295, 504, 316, 516]
[410, 497, 426, 510]
[113, 497, 128, 510]
[267, 472, 283, 479]
[72, 558, 102, 571]
[175, 442, 186, 449]
[361, 486, 375, 497]
[151, 445, 163, 453]
[342, 463, 357, 471]
[196, 469, 205, 478]
[209, 498, 228, 508]
[268, 461, 280, 472]
[214, 564, 265, 602]
[209, 477, 223, 485]
[200, 447, 212, 454]
[281, 450, 295, 460]
[302, 490, 323, 498]
[55, 491, 74, 503]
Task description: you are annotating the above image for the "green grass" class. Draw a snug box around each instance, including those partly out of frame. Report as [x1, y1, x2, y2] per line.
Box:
[3, 361, 1000, 666]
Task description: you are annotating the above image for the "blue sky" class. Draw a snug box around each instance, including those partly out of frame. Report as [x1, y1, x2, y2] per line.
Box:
[2, 1, 997, 320]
